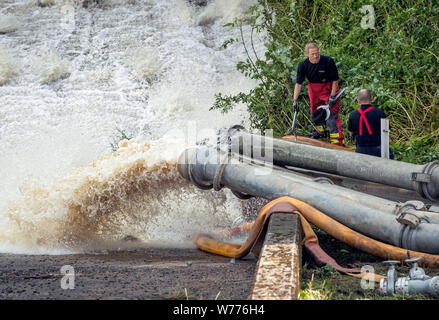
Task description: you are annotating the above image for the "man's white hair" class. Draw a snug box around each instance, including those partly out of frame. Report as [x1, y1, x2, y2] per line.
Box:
[305, 43, 319, 52]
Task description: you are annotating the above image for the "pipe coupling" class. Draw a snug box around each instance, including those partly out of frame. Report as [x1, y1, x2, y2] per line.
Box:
[394, 201, 431, 250]
[394, 201, 426, 229]
[416, 161, 439, 201]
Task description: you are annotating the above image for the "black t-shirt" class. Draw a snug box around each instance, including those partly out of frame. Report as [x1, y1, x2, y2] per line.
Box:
[296, 55, 339, 84]
[348, 104, 387, 147]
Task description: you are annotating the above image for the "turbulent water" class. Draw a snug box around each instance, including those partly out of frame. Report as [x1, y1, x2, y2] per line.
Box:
[0, 0, 264, 254]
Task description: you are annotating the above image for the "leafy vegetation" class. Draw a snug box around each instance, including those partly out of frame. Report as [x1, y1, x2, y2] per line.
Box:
[211, 0, 439, 163]
[299, 272, 333, 300]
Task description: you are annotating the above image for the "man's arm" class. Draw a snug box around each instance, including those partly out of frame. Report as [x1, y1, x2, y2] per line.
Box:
[293, 83, 302, 101]
[347, 112, 356, 137]
[328, 57, 339, 97]
[294, 61, 305, 101]
[330, 80, 339, 96]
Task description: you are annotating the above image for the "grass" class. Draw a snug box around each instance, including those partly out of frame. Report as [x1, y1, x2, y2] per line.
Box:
[299, 273, 333, 300]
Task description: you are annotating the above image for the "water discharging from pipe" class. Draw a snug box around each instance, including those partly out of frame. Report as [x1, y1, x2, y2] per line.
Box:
[0, 0, 262, 254]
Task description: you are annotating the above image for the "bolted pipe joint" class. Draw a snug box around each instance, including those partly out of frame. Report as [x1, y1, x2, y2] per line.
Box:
[177, 147, 216, 190]
[420, 161, 439, 202]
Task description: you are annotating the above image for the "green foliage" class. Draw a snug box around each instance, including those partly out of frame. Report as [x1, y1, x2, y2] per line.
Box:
[299, 273, 334, 300]
[392, 135, 439, 164]
[212, 0, 439, 163]
[316, 264, 339, 279]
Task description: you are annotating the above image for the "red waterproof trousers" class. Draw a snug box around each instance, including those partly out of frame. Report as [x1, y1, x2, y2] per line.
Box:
[308, 82, 344, 146]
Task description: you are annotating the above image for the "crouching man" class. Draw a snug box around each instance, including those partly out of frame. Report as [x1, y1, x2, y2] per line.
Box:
[348, 89, 393, 158]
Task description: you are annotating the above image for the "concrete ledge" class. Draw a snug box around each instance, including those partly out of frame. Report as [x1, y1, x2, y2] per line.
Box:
[249, 213, 302, 300]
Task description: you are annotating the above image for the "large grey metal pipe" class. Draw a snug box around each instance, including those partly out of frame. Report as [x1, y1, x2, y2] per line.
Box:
[177, 147, 439, 254]
[228, 130, 439, 202]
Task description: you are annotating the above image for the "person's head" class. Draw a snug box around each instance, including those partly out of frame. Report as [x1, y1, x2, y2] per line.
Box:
[357, 89, 373, 105]
[305, 43, 320, 64]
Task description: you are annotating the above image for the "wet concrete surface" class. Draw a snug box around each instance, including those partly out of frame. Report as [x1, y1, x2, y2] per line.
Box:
[0, 248, 257, 300]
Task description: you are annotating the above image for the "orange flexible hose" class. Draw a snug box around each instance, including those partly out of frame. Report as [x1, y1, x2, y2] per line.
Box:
[196, 197, 384, 281]
[277, 197, 439, 269]
[281, 135, 354, 152]
[195, 200, 316, 259]
[196, 197, 439, 281]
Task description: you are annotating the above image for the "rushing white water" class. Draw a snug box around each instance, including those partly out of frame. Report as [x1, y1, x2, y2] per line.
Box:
[0, 0, 264, 254]
[0, 13, 19, 33]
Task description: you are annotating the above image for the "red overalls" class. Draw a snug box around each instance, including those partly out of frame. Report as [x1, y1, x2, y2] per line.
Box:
[308, 82, 344, 146]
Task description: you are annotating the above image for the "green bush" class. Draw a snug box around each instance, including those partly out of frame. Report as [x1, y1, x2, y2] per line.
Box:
[211, 0, 439, 163]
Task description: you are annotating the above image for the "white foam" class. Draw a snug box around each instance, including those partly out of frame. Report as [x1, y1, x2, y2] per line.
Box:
[126, 47, 162, 81]
[0, 14, 19, 33]
[0, 46, 19, 85]
[86, 66, 113, 83]
[197, 0, 256, 25]
[31, 51, 71, 84]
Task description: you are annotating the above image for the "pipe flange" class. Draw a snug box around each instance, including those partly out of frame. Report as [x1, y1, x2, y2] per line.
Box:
[399, 224, 416, 250]
[379, 278, 388, 295]
[395, 277, 409, 294]
[406, 226, 416, 250]
[396, 203, 422, 249]
[399, 224, 407, 249]
[188, 152, 213, 191]
[420, 161, 439, 201]
[213, 153, 231, 191]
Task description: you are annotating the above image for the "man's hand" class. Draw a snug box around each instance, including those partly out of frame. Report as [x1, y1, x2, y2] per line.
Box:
[292, 99, 299, 112]
[328, 95, 337, 107]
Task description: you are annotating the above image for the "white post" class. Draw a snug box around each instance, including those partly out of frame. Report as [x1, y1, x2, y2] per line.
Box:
[381, 118, 390, 159]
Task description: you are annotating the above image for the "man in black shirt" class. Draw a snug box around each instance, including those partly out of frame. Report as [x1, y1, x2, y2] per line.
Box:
[348, 89, 392, 158]
[293, 43, 344, 146]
